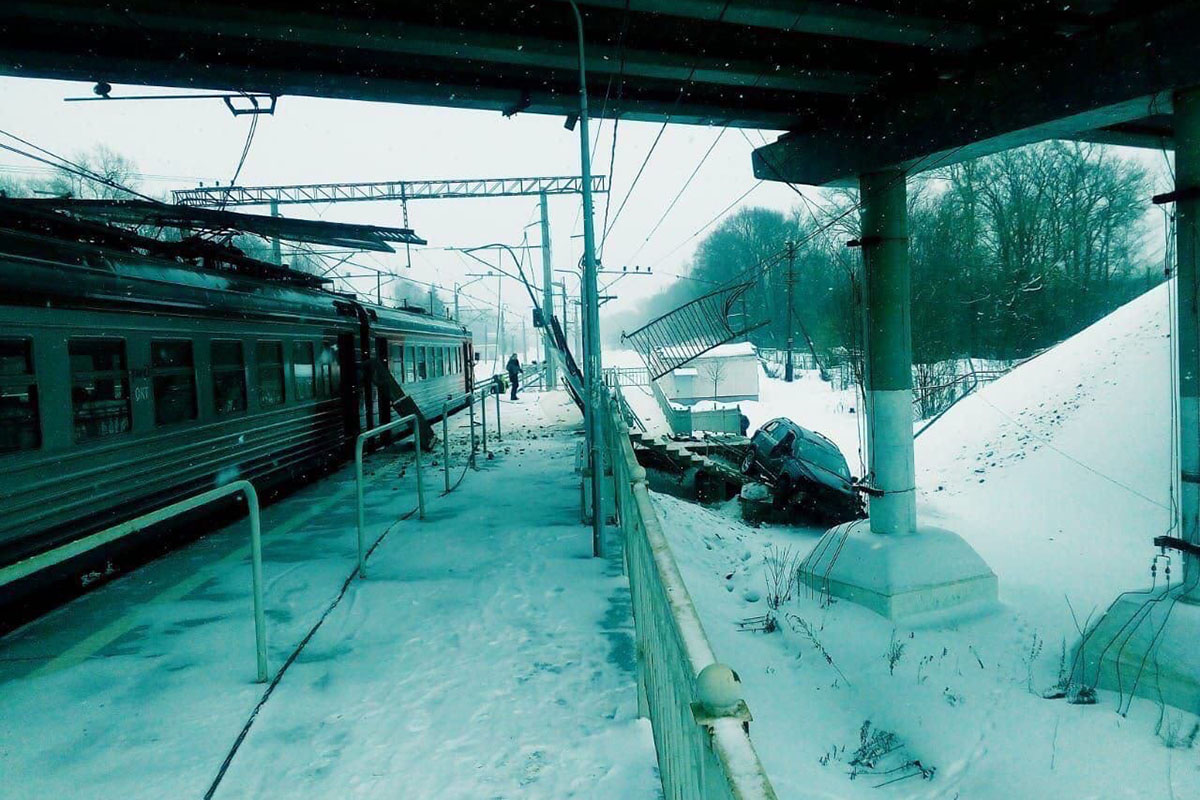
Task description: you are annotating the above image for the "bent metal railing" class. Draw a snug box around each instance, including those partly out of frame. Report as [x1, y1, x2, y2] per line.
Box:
[602, 390, 778, 799]
[0, 480, 269, 682]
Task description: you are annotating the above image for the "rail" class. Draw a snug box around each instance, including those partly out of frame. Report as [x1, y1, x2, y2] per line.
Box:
[0, 480, 269, 682]
[355, 415, 424, 579]
[602, 390, 777, 799]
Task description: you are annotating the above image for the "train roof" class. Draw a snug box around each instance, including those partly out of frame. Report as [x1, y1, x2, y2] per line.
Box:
[0, 201, 465, 337]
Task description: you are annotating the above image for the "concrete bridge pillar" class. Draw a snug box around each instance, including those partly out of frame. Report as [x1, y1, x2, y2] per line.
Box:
[1069, 89, 1200, 712]
[1176, 88, 1200, 602]
[860, 169, 918, 535]
[797, 170, 997, 621]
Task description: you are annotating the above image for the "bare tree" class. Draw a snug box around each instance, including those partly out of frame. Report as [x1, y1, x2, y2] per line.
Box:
[45, 144, 142, 200]
[701, 358, 726, 401]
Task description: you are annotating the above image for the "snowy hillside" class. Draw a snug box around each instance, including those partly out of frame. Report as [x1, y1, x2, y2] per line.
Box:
[650, 283, 1197, 799]
[917, 282, 1174, 629]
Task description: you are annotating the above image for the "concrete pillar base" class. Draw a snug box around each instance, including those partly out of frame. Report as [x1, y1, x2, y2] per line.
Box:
[798, 519, 998, 621]
[1071, 589, 1200, 713]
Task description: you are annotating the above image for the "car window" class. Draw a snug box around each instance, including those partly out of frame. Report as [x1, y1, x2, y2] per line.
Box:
[795, 438, 851, 479]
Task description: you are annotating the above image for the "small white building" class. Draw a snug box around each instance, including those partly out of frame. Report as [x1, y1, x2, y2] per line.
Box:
[655, 342, 760, 406]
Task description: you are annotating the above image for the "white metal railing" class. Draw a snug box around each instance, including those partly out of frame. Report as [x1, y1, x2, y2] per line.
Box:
[355, 415, 424, 578]
[602, 390, 778, 799]
[0, 480, 270, 682]
[603, 365, 651, 387]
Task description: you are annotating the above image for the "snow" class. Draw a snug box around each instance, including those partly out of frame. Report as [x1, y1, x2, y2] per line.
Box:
[648, 283, 1200, 798]
[0, 391, 660, 799]
[658, 342, 757, 360]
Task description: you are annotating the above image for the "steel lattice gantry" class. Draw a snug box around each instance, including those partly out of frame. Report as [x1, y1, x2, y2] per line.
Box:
[173, 175, 609, 208]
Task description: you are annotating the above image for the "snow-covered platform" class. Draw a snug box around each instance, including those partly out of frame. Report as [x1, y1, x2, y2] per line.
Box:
[0, 391, 659, 799]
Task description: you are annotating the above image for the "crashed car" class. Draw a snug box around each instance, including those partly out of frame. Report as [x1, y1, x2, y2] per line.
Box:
[740, 417, 864, 522]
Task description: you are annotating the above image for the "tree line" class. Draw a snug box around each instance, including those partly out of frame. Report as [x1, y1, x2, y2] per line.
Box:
[618, 141, 1166, 368]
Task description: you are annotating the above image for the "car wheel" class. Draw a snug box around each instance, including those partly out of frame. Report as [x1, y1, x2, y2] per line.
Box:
[740, 450, 756, 475]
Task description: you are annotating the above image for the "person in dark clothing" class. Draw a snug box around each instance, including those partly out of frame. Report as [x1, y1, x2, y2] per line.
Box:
[506, 353, 522, 399]
[739, 412, 750, 437]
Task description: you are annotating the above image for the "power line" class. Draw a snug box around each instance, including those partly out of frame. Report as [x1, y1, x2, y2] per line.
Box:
[601, 118, 668, 254]
[648, 180, 765, 268]
[0, 128, 160, 203]
[629, 126, 727, 263]
[218, 110, 260, 210]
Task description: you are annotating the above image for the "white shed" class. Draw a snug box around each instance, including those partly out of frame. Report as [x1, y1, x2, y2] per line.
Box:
[655, 342, 759, 406]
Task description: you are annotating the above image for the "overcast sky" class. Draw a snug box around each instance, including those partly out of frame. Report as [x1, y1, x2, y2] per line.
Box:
[0, 76, 818, 329]
[0, 76, 1171, 340]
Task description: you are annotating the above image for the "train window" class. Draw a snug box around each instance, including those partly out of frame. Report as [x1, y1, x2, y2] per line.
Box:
[417, 346, 427, 380]
[0, 338, 39, 453]
[432, 347, 442, 378]
[69, 338, 131, 441]
[389, 342, 404, 383]
[256, 341, 285, 408]
[212, 340, 247, 415]
[151, 340, 198, 426]
[318, 340, 339, 397]
[405, 345, 416, 382]
[292, 341, 315, 401]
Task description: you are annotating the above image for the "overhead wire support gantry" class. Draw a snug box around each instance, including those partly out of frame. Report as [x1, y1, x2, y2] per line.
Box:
[172, 175, 609, 207]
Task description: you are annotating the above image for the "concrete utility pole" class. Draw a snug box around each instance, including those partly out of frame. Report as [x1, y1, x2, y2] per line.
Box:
[539, 191, 558, 389]
[785, 240, 797, 382]
[1176, 87, 1200, 600]
[269, 198, 282, 266]
[567, 0, 606, 557]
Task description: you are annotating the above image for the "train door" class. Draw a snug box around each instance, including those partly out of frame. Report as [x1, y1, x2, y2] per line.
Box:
[338, 332, 359, 444]
[463, 341, 474, 392]
[375, 337, 391, 442]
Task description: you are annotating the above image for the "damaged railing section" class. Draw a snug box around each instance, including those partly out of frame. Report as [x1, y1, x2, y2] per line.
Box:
[602, 391, 777, 800]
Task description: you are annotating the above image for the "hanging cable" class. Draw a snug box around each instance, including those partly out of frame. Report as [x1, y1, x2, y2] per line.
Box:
[218, 109, 260, 211]
[600, 119, 669, 254]
[629, 127, 727, 263]
[0, 129, 160, 203]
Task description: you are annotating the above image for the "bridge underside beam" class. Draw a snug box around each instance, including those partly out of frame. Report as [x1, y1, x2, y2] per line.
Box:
[752, 2, 1200, 186]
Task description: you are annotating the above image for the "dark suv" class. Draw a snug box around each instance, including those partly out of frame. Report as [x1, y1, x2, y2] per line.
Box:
[741, 418, 864, 522]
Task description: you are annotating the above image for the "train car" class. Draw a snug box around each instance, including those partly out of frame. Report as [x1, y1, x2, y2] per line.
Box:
[0, 213, 473, 625]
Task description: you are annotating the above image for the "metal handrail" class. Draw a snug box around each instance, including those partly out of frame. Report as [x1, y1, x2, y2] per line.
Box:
[0, 480, 269, 682]
[355, 415, 424, 579]
[602, 390, 778, 798]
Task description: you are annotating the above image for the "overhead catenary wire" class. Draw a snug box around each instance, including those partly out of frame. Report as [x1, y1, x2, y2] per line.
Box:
[0, 128, 161, 203]
[217, 108, 260, 211]
[628, 126, 728, 263]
